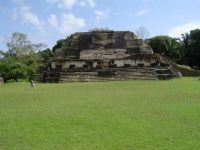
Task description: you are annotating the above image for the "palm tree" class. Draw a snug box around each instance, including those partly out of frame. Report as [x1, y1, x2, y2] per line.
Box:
[181, 33, 190, 53]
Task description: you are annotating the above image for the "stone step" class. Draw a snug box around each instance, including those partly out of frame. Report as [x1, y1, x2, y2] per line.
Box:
[59, 76, 158, 82]
[59, 73, 158, 81]
[44, 66, 176, 82]
[59, 72, 157, 77]
[59, 75, 157, 80]
[58, 68, 158, 82]
[157, 74, 176, 80]
[55, 66, 181, 82]
[60, 72, 98, 76]
[60, 70, 156, 75]
[116, 71, 156, 75]
[60, 73, 156, 78]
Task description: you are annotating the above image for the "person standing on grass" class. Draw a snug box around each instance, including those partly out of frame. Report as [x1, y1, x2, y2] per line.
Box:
[29, 77, 35, 88]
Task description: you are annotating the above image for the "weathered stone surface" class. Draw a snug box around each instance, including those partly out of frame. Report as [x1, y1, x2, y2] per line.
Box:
[176, 71, 182, 78]
[53, 30, 153, 59]
[58, 68, 158, 82]
[80, 49, 129, 60]
[140, 46, 153, 54]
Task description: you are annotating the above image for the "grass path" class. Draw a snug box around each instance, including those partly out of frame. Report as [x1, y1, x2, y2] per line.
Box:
[0, 78, 200, 150]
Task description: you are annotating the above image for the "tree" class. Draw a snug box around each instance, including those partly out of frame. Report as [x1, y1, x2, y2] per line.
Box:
[0, 32, 49, 82]
[0, 50, 5, 59]
[135, 26, 150, 41]
[32, 43, 47, 52]
[179, 29, 200, 67]
[0, 60, 10, 82]
[188, 29, 200, 67]
[180, 33, 191, 65]
[38, 48, 53, 63]
[0, 59, 28, 82]
[6, 32, 33, 58]
[52, 39, 65, 53]
[181, 33, 190, 51]
[148, 36, 184, 61]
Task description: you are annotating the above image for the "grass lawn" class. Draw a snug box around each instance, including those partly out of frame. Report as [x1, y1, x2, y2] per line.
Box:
[0, 78, 200, 150]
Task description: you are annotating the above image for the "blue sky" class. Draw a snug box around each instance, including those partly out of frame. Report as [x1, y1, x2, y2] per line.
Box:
[0, 0, 200, 50]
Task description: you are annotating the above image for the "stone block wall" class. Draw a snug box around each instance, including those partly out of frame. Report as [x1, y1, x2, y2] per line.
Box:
[80, 49, 129, 60]
[53, 31, 150, 59]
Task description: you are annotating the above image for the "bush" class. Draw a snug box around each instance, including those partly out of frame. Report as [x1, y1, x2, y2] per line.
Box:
[0, 60, 29, 82]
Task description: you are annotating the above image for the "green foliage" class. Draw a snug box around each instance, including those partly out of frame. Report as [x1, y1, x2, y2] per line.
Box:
[0, 59, 28, 82]
[0, 50, 5, 58]
[188, 29, 200, 66]
[0, 53, 42, 82]
[19, 53, 43, 75]
[0, 60, 10, 81]
[52, 39, 65, 52]
[148, 29, 200, 68]
[38, 48, 53, 63]
[181, 33, 190, 51]
[178, 29, 200, 67]
[148, 36, 184, 61]
[0, 78, 200, 149]
[0, 32, 51, 82]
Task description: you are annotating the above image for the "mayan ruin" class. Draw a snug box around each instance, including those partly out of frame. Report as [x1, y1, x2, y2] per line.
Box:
[1, 0, 200, 149]
[44, 30, 176, 82]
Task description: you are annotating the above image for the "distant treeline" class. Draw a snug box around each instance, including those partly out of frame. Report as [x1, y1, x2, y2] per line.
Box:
[148, 29, 200, 69]
[0, 29, 200, 82]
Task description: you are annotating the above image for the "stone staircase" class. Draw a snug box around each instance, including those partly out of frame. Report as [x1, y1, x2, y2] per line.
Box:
[41, 67, 176, 83]
[155, 68, 176, 80]
[58, 68, 159, 83]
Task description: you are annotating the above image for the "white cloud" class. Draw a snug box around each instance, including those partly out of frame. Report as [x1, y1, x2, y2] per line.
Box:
[12, 0, 45, 32]
[85, 0, 95, 8]
[46, 0, 95, 9]
[79, 1, 86, 7]
[94, 10, 110, 21]
[135, 9, 149, 16]
[59, 13, 86, 34]
[168, 22, 200, 37]
[48, 14, 58, 27]
[58, 0, 78, 9]
[13, 0, 87, 34]
[20, 7, 45, 31]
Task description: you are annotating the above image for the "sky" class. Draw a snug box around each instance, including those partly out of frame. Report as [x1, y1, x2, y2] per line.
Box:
[0, 0, 200, 50]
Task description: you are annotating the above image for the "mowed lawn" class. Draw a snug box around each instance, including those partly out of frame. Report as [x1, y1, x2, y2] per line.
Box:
[0, 78, 200, 150]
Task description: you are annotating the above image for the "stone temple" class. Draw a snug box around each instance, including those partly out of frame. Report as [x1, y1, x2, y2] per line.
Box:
[45, 30, 176, 82]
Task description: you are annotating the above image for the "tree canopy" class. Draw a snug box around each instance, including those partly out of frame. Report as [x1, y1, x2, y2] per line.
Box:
[0, 32, 52, 82]
[148, 29, 200, 68]
[188, 29, 200, 66]
[148, 36, 184, 61]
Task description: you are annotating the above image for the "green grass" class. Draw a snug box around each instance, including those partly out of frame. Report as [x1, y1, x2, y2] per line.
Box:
[0, 78, 200, 150]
